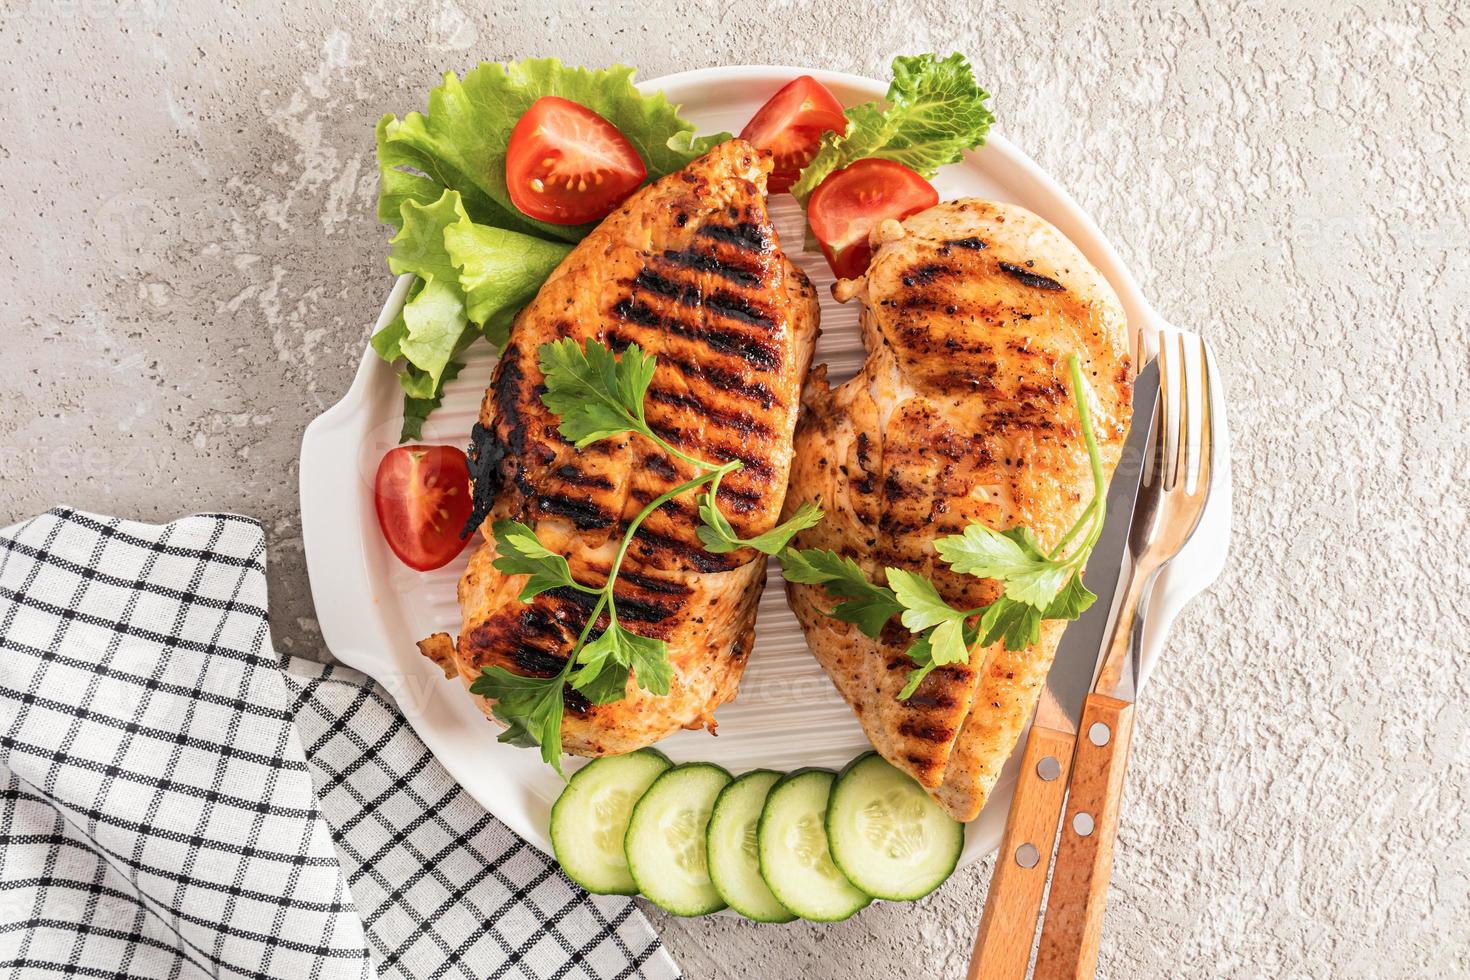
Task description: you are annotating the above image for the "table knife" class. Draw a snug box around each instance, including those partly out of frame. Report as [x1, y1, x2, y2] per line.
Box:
[967, 359, 1160, 980]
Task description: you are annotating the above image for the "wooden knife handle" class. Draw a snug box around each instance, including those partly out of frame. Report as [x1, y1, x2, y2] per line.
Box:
[967, 724, 1075, 980]
[1033, 694, 1137, 980]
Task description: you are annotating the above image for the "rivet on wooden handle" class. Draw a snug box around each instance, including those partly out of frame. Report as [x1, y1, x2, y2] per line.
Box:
[1034, 694, 1137, 980]
[967, 724, 1075, 980]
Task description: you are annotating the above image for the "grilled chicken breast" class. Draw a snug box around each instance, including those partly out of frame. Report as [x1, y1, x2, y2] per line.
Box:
[782, 200, 1132, 821]
[420, 139, 818, 756]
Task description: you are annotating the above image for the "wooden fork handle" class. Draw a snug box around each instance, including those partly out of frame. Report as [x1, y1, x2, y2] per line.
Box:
[967, 723, 1075, 980]
[1034, 694, 1137, 980]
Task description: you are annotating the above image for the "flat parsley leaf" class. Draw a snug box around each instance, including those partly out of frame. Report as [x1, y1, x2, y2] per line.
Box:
[780, 548, 903, 638]
[1042, 572, 1098, 620]
[886, 568, 965, 632]
[538, 339, 657, 448]
[697, 497, 825, 555]
[490, 520, 579, 600]
[569, 629, 631, 705]
[469, 666, 567, 773]
[934, 522, 1044, 579]
[624, 629, 674, 696]
[569, 622, 672, 700]
[978, 598, 1043, 651]
[936, 521, 1075, 608]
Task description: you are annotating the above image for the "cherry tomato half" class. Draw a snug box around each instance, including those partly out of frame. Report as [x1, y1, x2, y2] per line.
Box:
[739, 75, 848, 194]
[506, 96, 647, 225]
[374, 445, 475, 571]
[806, 158, 939, 279]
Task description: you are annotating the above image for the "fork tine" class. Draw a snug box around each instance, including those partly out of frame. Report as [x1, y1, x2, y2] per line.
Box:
[1156, 329, 1176, 489]
[1194, 336, 1213, 497]
[1175, 332, 1191, 493]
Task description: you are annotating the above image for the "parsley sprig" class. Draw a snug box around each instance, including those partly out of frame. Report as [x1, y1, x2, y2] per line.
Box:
[470, 339, 823, 772]
[782, 353, 1108, 698]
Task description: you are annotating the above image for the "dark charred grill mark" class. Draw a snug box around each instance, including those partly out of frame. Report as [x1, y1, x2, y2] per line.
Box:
[882, 474, 920, 502]
[552, 464, 614, 490]
[698, 220, 772, 253]
[536, 493, 616, 529]
[896, 294, 947, 312]
[612, 299, 781, 371]
[898, 721, 955, 743]
[715, 483, 762, 515]
[856, 432, 872, 470]
[513, 606, 564, 644]
[660, 247, 762, 288]
[901, 263, 958, 287]
[928, 371, 1000, 395]
[1000, 261, 1065, 291]
[462, 347, 532, 538]
[645, 387, 773, 438]
[563, 686, 591, 715]
[627, 485, 696, 522]
[897, 675, 964, 710]
[632, 268, 698, 304]
[632, 269, 777, 334]
[643, 453, 677, 481]
[946, 236, 988, 250]
[1016, 381, 1067, 403]
[631, 524, 739, 573]
[692, 439, 775, 480]
[546, 585, 601, 618]
[612, 297, 664, 328]
[507, 643, 568, 679]
[461, 421, 506, 539]
[608, 592, 679, 626]
[655, 352, 777, 408]
[878, 511, 919, 535]
[619, 569, 693, 597]
[705, 290, 776, 330]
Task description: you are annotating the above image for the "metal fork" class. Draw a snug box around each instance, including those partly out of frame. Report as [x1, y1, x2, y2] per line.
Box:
[1030, 330, 1218, 980]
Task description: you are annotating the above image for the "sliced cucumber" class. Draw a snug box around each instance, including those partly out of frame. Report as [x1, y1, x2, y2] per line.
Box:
[550, 749, 671, 895]
[625, 763, 733, 916]
[826, 752, 963, 901]
[757, 769, 871, 921]
[707, 770, 797, 923]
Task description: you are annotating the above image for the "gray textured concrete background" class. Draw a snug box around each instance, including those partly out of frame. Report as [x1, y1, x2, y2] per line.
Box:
[2, 1, 1468, 977]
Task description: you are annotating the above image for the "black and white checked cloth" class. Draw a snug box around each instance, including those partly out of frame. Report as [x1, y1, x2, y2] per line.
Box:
[0, 507, 680, 980]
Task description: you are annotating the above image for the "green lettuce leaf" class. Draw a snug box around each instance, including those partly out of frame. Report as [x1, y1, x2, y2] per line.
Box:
[443, 218, 571, 348]
[792, 53, 994, 204]
[399, 360, 463, 441]
[377, 189, 574, 434]
[387, 191, 474, 395]
[377, 58, 729, 242]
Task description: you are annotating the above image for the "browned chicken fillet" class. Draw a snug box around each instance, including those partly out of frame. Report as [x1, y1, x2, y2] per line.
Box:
[420, 140, 818, 756]
[782, 200, 1132, 821]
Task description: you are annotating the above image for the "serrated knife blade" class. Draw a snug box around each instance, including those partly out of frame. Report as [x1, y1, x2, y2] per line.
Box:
[1032, 357, 1160, 735]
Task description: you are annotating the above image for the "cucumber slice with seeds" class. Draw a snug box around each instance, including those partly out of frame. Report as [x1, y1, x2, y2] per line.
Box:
[707, 770, 796, 923]
[625, 763, 733, 916]
[551, 748, 671, 895]
[757, 768, 870, 921]
[826, 751, 963, 901]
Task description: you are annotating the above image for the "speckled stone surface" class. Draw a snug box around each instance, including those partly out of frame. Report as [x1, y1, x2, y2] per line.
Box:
[2, 2, 1467, 977]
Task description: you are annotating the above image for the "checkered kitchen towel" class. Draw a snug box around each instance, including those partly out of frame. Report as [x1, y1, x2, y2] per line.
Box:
[0, 507, 680, 980]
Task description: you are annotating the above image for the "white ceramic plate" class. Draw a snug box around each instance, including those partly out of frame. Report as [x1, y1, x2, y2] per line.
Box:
[299, 66, 1232, 876]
